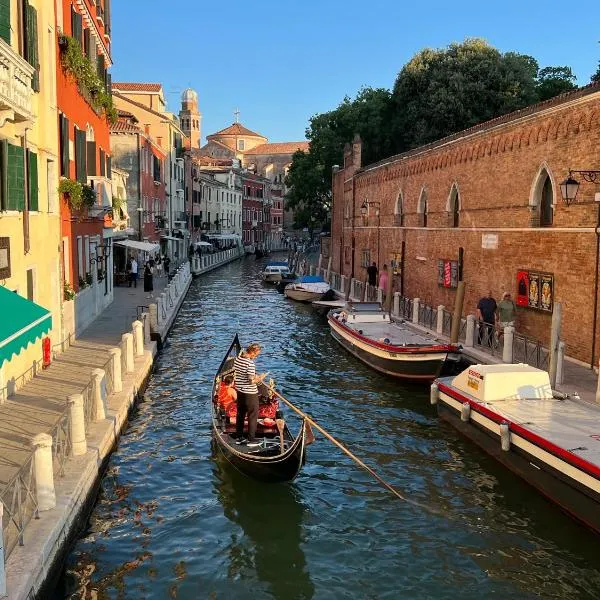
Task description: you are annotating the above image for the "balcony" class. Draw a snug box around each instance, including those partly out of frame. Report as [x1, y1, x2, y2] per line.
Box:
[0, 39, 35, 125]
[87, 176, 112, 218]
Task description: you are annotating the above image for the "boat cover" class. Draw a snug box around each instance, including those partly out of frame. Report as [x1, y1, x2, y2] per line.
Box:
[266, 261, 288, 267]
[295, 275, 325, 283]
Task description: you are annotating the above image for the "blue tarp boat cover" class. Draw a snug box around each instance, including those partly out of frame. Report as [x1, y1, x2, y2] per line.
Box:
[295, 275, 325, 283]
[266, 261, 289, 267]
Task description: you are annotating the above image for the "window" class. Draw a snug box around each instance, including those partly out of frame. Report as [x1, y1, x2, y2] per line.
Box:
[238, 139, 245, 151]
[77, 236, 83, 280]
[99, 149, 105, 176]
[417, 189, 427, 227]
[540, 176, 553, 227]
[27, 149, 38, 211]
[47, 159, 57, 213]
[448, 185, 459, 228]
[394, 192, 404, 226]
[22, 1, 39, 91]
[74, 127, 87, 183]
[0, 140, 25, 211]
[87, 140, 97, 176]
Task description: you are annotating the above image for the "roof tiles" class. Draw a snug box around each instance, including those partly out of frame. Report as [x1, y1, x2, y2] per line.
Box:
[112, 82, 163, 93]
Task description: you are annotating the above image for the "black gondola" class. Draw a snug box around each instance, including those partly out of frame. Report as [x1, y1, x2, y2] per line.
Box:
[211, 335, 308, 483]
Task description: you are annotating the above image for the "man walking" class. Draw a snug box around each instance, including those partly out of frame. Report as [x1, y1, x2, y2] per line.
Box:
[497, 291, 517, 330]
[129, 256, 138, 288]
[233, 343, 268, 448]
[367, 261, 378, 288]
[476, 291, 497, 346]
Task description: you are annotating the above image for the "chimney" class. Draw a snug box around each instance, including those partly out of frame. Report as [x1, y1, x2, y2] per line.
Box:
[352, 134, 362, 169]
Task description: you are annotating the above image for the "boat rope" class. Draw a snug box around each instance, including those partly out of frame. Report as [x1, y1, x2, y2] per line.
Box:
[271, 389, 441, 515]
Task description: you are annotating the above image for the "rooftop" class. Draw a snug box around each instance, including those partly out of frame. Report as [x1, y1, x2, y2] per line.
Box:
[245, 141, 309, 155]
[209, 122, 266, 139]
[112, 82, 163, 93]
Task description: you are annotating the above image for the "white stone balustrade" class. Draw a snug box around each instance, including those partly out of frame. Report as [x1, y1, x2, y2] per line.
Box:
[412, 298, 420, 323]
[121, 333, 134, 373]
[132, 320, 144, 356]
[67, 393, 87, 456]
[502, 326, 515, 363]
[109, 347, 122, 393]
[142, 312, 151, 343]
[393, 292, 400, 316]
[465, 315, 475, 347]
[436, 305, 444, 334]
[91, 368, 107, 421]
[0, 40, 35, 124]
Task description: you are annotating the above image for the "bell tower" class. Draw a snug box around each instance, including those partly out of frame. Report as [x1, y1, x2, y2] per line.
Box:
[179, 88, 202, 149]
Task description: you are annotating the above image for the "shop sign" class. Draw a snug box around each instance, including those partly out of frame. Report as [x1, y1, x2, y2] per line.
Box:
[517, 269, 553, 312]
[438, 259, 458, 289]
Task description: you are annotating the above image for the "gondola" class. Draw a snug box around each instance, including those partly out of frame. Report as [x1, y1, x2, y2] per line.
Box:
[211, 335, 308, 482]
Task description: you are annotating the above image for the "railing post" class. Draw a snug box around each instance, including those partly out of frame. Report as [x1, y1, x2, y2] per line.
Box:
[556, 341, 565, 385]
[121, 333, 134, 373]
[341, 275, 347, 298]
[158, 293, 166, 322]
[412, 298, 420, 323]
[31, 432, 56, 511]
[109, 347, 122, 393]
[393, 292, 400, 317]
[91, 368, 107, 421]
[142, 311, 151, 343]
[309, 264, 315, 276]
[67, 393, 87, 456]
[595, 358, 600, 403]
[132, 320, 144, 356]
[465, 315, 475, 348]
[502, 326, 514, 363]
[436, 305, 444, 334]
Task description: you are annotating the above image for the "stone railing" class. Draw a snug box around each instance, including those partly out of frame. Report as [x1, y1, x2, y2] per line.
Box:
[0, 38, 35, 123]
[190, 247, 243, 275]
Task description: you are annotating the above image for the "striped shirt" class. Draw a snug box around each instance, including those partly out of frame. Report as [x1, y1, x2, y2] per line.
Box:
[234, 354, 257, 394]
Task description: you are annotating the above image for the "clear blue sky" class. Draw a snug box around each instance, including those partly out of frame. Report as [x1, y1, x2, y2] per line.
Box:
[111, 0, 599, 145]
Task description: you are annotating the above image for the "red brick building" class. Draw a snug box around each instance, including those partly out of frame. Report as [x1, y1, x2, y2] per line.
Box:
[331, 84, 600, 364]
[56, 0, 114, 334]
[242, 172, 271, 249]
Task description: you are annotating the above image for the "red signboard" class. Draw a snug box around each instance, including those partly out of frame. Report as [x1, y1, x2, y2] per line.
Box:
[444, 261, 451, 287]
[516, 270, 529, 307]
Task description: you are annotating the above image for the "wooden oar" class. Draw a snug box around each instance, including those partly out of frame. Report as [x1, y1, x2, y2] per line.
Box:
[271, 389, 439, 514]
[276, 418, 285, 454]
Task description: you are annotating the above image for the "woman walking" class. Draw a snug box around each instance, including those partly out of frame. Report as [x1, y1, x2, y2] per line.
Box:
[143, 262, 154, 298]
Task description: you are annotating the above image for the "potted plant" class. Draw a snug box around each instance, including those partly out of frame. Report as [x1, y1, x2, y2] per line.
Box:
[63, 282, 75, 301]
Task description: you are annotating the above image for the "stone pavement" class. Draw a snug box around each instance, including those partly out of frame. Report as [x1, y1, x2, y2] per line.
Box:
[0, 273, 170, 491]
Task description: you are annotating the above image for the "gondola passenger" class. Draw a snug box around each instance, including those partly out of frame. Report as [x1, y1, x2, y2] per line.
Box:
[218, 374, 237, 420]
[233, 343, 267, 447]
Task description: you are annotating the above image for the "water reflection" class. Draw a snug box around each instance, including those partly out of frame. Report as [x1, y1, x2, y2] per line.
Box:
[213, 450, 314, 599]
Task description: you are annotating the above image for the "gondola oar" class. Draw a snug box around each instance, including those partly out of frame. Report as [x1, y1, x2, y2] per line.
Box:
[271, 389, 439, 514]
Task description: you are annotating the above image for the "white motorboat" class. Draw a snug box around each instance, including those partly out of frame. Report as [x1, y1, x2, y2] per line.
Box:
[284, 275, 330, 302]
[262, 261, 291, 283]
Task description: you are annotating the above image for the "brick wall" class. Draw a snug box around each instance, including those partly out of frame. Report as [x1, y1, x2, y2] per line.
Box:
[331, 85, 600, 364]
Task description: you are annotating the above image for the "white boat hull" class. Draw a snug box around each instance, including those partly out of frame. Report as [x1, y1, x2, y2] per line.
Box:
[284, 288, 325, 302]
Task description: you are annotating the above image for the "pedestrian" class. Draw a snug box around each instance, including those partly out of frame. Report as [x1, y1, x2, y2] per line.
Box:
[125, 257, 132, 286]
[129, 256, 138, 288]
[163, 255, 171, 279]
[476, 291, 497, 346]
[367, 261, 378, 287]
[378, 264, 389, 300]
[143, 262, 154, 297]
[155, 254, 163, 277]
[497, 291, 517, 330]
[233, 342, 268, 448]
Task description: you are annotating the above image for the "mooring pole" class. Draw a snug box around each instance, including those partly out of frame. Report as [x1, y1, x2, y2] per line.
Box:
[549, 302, 562, 387]
[450, 281, 465, 343]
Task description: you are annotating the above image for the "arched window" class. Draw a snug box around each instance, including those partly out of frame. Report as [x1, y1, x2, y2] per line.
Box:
[447, 184, 460, 227]
[540, 176, 553, 227]
[530, 166, 554, 227]
[417, 189, 427, 227]
[238, 139, 245, 151]
[394, 192, 404, 226]
[344, 201, 350, 220]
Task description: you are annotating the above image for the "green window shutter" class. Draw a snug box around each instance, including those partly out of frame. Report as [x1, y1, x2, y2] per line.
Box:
[7, 144, 25, 211]
[27, 150, 38, 211]
[24, 4, 39, 92]
[86, 141, 96, 176]
[0, 139, 7, 211]
[59, 114, 70, 176]
[97, 53, 105, 81]
[106, 156, 111, 179]
[75, 129, 87, 184]
[99, 149, 105, 176]
[71, 7, 82, 46]
[83, 28, 90, 59]
[0, 0, 10, 44]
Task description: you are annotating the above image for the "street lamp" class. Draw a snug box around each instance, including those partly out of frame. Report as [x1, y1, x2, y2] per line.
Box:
[559, 168, 600, 367]
[361, 199, 381, 270]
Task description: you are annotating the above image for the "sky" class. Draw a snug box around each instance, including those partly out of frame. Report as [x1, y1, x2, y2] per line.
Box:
[111, 0, 599, 146]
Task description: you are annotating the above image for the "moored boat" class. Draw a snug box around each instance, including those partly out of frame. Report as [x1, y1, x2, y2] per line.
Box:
[261, 261, 291, 283]
[211, 335, 308, 482]
[284, 275, 330, 302]
[433, 363, 600, 533]
[328, 302, 459, 380]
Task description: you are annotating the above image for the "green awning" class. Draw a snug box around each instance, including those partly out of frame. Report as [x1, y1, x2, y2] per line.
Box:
[0, 285, 52, 365]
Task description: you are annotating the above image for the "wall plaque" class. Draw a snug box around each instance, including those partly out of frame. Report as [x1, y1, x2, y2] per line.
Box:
[481, 233, 498, 249]
[0, 237, 10, 280]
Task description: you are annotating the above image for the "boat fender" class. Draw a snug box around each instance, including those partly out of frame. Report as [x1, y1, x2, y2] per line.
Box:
[384, 338, 390, 344]
[358, 329, 363, 335]
[460, 401, 471, 422]
[430, 383, 439, 405]
[500, 422, 511, 451]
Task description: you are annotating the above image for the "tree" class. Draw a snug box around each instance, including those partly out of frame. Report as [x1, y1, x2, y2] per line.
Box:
[389, 39, 539, 152]
[592, 61, 600, 83]
[536, 66, 577, 101]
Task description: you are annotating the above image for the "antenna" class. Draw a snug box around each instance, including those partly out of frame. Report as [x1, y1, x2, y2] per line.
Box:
[234, 108, 240, 123]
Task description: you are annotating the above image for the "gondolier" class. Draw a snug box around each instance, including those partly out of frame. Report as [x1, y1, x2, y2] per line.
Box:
[234, 343, 267, 447]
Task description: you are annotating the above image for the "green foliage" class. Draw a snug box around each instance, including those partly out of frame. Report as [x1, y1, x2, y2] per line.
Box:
[59, 35, 117, 123]
[85, 272, 93, 286]
[592, 61, 600, 83]
[63, 282, 75, 301]
[536, 66, 577, 101]
[112, 195, 124, 213]
[390, 39, 540, 152]
[58, 178, 95, 210]
[78, 275, 88, 290]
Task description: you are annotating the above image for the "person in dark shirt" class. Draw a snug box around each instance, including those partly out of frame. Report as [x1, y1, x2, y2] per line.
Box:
[476, 291, 497, 346]
[366, 262, 378, 287]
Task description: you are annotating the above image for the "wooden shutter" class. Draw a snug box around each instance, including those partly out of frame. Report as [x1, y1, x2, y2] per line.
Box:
[7, 143, 25, 211]
[71, 7, 82, 45]
[86, 141, 96, 176]
[104, 0, 111, 34]
[27, 150, 38, 211]
[0, 139, 7, 211]
[59, 114, 70, 176]
[23, 3, 39, 92]
[0, 0, 10, 44]
[99, 149, 105, 176]
[83, 27, 90, 59]
[75, 129, 87, 184]
[106, 73, 112, 95]
[106, 156, 111, 179]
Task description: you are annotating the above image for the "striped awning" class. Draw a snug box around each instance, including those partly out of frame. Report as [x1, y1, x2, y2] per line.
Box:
[0, 286, 52, 365]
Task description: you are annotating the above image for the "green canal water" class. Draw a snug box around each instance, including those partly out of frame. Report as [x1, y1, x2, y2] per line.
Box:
[56, 258, 600, 599]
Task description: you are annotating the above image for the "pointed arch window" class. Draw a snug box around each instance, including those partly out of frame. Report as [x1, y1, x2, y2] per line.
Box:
[394, 192, 404, 226]
[448, 185, 460, 227]
[540, 176, 553, 227]
[418, 190, 427, 227]
[530, 167, 555, 227]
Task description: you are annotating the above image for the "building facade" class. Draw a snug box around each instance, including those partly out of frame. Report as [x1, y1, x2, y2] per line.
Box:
[241, 172, 271, 249]
[0, 0, 63, 392]
[331, 84, 600, 365]
[56, 0, 114, 336]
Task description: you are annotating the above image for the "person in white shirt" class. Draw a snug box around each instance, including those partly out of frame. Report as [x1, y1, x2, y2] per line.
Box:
[129, 257, 138, 288]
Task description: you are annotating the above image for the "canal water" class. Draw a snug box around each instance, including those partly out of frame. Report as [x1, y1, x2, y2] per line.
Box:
[56, 258, 600, 599]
